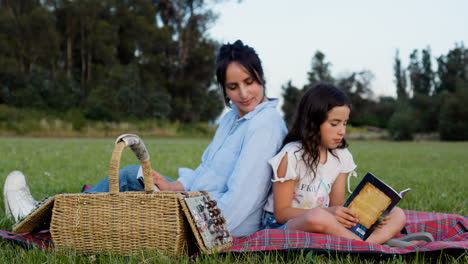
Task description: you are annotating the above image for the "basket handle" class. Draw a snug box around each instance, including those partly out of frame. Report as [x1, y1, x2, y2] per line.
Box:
[108, 134, 154, 194]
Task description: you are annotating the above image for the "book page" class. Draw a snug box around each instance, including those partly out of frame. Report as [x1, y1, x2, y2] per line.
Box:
[399, 188, 411, 198]
[348, 182, 392, 228]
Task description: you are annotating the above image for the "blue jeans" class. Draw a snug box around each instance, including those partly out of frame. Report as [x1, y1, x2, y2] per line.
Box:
[84, 164, 174, 193]
[262, 211, 289, 230]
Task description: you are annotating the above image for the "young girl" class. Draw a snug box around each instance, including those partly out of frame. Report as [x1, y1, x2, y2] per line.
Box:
[263, 83, 406, 245]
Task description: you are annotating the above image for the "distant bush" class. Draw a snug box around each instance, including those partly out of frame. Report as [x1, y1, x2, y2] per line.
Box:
[177, 123, 214, 136]
[0, 105, 216, 137]
[65, 108, 87, 131]
[0, 104, 13, 121]
[352, 112, 388, 129]
[388, 102, 415, 141]
[410, 94, 440, 133]
[349, 96, 396, 129]
[346, 125, 368, 134]
[438, 83, 468, 141]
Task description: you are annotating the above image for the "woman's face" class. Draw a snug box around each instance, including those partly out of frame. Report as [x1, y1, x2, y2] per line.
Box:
[224, 62, 265, 118]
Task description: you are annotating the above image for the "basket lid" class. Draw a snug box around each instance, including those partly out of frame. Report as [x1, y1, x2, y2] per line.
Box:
[180, 192, 233, 253]
[12, 196, 55, 234]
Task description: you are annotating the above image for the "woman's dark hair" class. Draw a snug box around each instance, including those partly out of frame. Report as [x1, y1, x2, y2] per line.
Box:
[283, 82, 352, 178]
[215, 40, 265, 106]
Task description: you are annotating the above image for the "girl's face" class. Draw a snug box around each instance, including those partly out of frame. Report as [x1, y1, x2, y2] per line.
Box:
[224, 61, 266, 118]
[320, 105, 350, 150]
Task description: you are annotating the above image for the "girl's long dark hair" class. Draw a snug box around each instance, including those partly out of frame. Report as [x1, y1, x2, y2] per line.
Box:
[283, 82, 352, 179]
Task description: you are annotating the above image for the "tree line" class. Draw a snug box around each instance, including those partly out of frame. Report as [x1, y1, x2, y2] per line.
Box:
[0, 0, 226, 123]
[1, 1, 466, 140]
[282, 43, 468, 141]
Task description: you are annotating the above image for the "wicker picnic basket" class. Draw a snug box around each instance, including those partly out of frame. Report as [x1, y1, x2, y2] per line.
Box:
[46, 134, 211, 255]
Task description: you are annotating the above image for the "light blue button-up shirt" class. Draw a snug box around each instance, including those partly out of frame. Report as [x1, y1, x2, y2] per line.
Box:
[177, 99, 287, 236]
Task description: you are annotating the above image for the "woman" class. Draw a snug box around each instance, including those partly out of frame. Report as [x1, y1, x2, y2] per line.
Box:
[4, 40, 287, 237]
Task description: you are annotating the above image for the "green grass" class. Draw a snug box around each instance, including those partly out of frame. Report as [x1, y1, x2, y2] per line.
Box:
[0, 138, 466, 263]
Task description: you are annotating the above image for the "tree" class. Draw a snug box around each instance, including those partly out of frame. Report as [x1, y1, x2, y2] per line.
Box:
[0, 0, 60, 107]
[410, 93, 440, 133]
[373, 96, 397, 128]
[436, 43, 468, 140]
[306, 50, 334, 87]
[420, 47, 433, 96]
[408, 49, 423, 96]
[393, 49, 408, 100]
[438, 81, 468, 140]
[153, 0, 225, 122]
[46, 0, 80, 78]
[0, 0, 230, 123]
[283, 49, 378, 128]
[336, 70, 375, 127]
[281, 80, 301, 127]
[435, 42, 468, 95]
[406, 48, 439, 133]
[340, 70, 374, 99]
[388, 102, 415, 141]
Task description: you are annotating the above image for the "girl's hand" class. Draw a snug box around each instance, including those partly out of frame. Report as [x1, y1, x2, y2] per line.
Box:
[151, 170, 171, 191]
[375, 215, 390, 229]
[329, 206, 359, 228]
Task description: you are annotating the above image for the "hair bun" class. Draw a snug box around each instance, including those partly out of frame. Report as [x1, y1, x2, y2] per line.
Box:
[232, 40, 244, 49]
[218, 40, 244, 58]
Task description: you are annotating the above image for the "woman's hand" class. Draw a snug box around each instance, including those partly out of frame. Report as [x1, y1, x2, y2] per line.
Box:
[328, 206, 359, 228]
[151, 170, 171, 191]
[151, 170, 185, 191]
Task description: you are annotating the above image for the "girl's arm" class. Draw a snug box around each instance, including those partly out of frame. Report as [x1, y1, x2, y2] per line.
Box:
[328, 173, 346, 206]
[327, 172, 358, 228]
[273, 154, 310, 224]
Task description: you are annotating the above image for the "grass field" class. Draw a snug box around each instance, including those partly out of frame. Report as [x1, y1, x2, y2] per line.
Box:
[0, 137, 466, 263]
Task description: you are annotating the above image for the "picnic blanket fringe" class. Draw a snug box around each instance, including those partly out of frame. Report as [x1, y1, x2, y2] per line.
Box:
[1, 210, 467, 255]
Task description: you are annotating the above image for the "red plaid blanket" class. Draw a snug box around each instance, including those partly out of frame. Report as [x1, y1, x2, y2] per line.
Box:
[0, 229, 52, 251]
[228, 210, 468, 254]
[1, 210, 466, 254]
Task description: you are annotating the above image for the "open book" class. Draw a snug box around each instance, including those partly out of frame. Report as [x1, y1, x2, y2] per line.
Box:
[137, 166, 160, 191]
[344, 172, 410, 240]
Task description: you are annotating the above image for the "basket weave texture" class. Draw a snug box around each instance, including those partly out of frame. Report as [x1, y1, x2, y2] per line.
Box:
[49, 135, 202, 255]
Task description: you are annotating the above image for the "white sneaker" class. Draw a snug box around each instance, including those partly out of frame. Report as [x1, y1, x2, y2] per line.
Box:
[3, 171, 37, 221]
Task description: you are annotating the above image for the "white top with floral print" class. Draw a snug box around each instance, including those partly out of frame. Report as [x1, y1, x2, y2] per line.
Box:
[264, 141, 356, 212]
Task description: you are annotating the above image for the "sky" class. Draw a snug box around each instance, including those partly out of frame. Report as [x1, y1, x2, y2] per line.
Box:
[207, 0, 468, 101]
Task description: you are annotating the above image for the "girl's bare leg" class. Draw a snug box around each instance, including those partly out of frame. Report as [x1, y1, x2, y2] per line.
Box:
[285, 208, 362, 241]
[366, 207, 406, 245]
